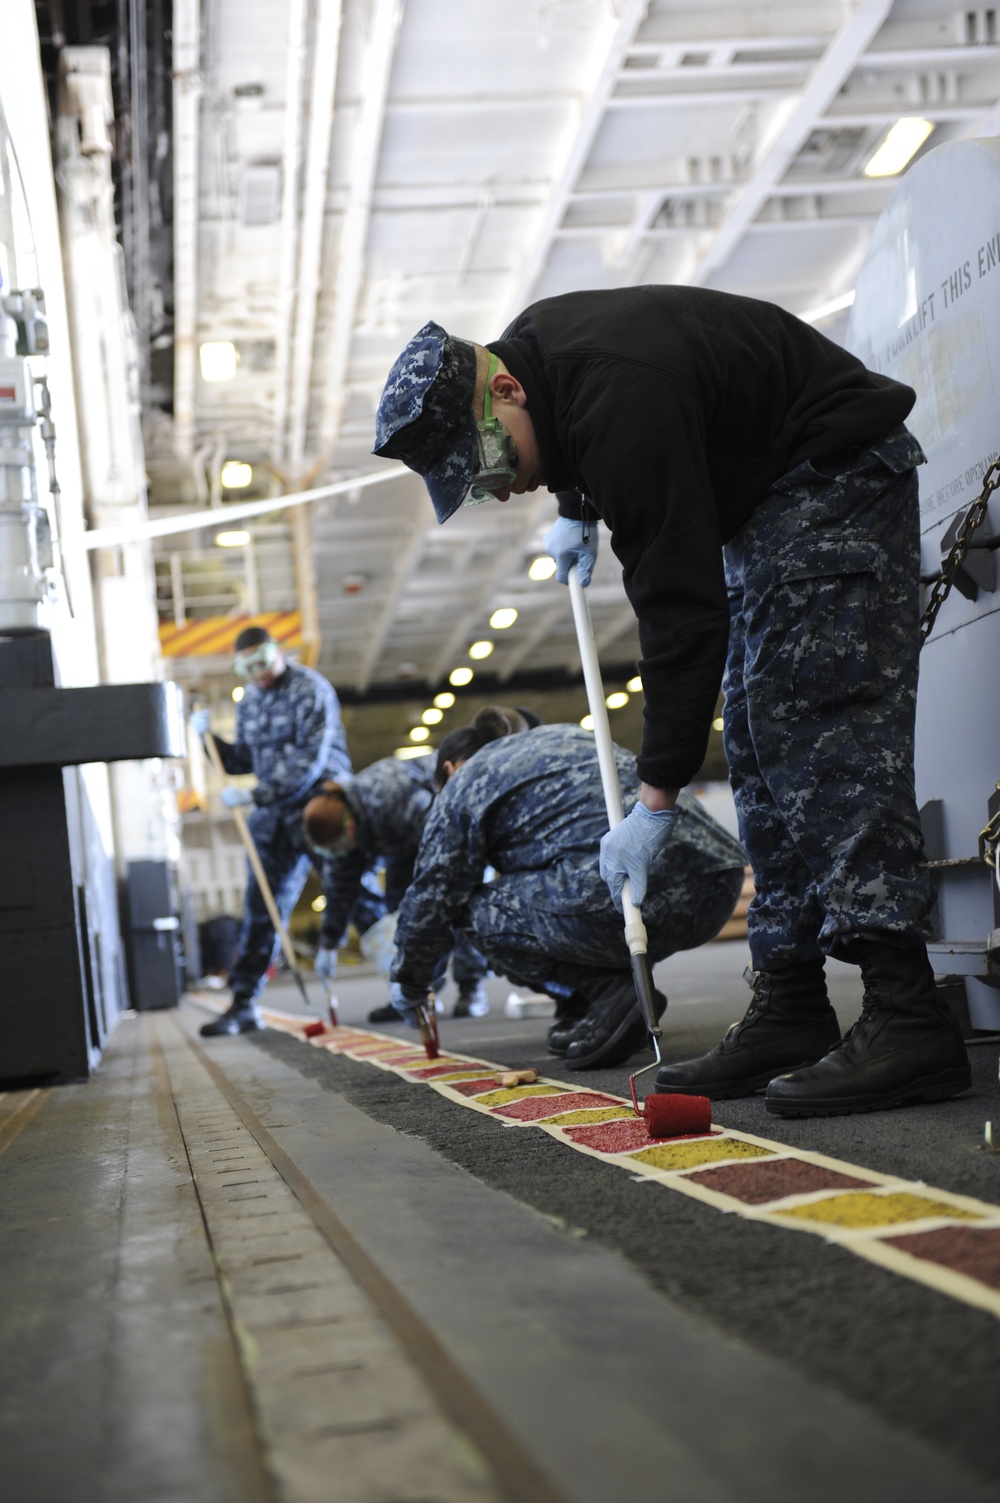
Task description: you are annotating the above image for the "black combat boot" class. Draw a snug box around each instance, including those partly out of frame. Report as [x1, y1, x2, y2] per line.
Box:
[558, 965, 667, 1071]
[543, 977, 591, 1057]
[765, 941, 971, 1117]
[200, 997, 263, 1037]
[654, 959, 840, 1099]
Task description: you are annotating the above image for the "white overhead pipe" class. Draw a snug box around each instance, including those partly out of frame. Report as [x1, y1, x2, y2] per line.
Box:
[172, 0, 201, 459]
[288, 0, 344, 471]
[80, 464, 405, 550]
[270, 0, 310, 464]
[318, 0, 404, 451]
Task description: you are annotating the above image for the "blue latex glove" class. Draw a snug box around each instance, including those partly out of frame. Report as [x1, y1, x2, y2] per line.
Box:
[390, 980, 431, 1028]
[190, 707, 211, 735]
[314, 946, 338, 982]
[599, 803, 678, 910]
[542, 516, 598, 587]
[220, 785, 253, 809]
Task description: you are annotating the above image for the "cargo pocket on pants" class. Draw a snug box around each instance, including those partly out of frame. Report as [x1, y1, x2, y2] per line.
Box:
[758, 538, 884, 721]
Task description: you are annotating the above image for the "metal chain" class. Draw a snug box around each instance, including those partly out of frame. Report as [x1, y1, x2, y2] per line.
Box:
[920, 458, 1000, 644]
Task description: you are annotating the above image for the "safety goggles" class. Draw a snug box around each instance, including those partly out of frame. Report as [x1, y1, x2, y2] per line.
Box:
[462, 353, 518, 506]
[233, 641, 279, 679]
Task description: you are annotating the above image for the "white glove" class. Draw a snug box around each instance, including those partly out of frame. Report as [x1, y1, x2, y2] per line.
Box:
[542, 516, 598, 587]
[220, 785, 253, 809]
[191, 707, 211, 735]
[314, 946, 337, 982]
[390, 980, 431, 1028]
[599, 803, 678, 910]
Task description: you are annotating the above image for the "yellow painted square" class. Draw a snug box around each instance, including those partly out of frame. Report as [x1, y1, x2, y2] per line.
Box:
[546, 1108, 639, 1126]
[630, 1138, 773, 1171]
[471, 1085, 566, 1107]
[776, 1191, 984, 1229]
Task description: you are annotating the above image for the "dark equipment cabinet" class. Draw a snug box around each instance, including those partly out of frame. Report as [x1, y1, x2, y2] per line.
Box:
[122, 860, 184, 1012]
[0, 632, 185, 1086]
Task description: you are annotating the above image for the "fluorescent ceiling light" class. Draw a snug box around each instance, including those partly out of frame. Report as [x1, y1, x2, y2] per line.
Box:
[799, 290, 856, 326]
[311, 895, 327, 912]
[490, 607, 518, 629]
[232, 686, 244, 702]
[422, 707, 443, 725]
[409, 725, 430, 742]
[199, 341, 238, 382]
[221, 460, 253, 488]
[449, 667, 474, 687]
[580, 714, 595, 730]
[626, 676, 642, 693]
[528, 556, 557, 581]
[712, 717, 725, 731]
[395, 745, 432, 759]
[468, 640, 494, 660]
[863, 118, 934, 179]
[215, 529, 251, 548]
[605, 692, 629, 710]
[433, 692, 456, 709]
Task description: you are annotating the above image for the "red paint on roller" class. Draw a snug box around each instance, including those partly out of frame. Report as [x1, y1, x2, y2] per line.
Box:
[640, 1093, 712, 1139]
[491, 1092, 624, 1121]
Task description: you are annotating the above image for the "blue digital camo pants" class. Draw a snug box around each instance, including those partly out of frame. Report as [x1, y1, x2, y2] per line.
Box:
[228, 805, 386, 1004]
[722, 425, 932, 971]
[460, 864, 743, 993]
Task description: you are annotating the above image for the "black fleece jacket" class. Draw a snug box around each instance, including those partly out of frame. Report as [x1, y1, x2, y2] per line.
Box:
[490, 285, 915, 790]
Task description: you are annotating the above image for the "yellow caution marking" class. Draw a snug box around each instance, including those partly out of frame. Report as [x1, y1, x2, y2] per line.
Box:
[468, 1085, 564, 1107]
[776, 1191, 986, 1229]
[543, 1107, 639, 1126]
[630, 1138, 774, 1172]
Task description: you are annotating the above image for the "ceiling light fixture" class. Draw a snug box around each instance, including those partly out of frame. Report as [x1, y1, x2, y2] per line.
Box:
[580, 713, 595, 731]
[490, 607, 518, 629]
[395, 745, 432, 760]
[215, 529, 251, 548]
[605, 692, 629, 709]
[311, 895, 327, 912]
[422, 708, 443, 725]
[712, 716, 725, 732]
[199, 341, 238, 382]
[232, 686, 244, 703]
[468, 640, 494, 660]
[528, 556, 557, 581]
[409, 725, 430, 742]
[626, 675, 642, 693]
[433, 692, 456, 709]
[449, 667, 474, 687]
[220, 460, 253, 488]
[863, 117, 934, 179]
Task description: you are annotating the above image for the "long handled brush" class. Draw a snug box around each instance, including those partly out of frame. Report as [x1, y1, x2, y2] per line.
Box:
[567, 572, 710, 1139]
[203, 728, 325, 1022]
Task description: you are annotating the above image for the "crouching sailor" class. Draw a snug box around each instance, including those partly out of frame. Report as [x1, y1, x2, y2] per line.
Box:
[388, 711, 747, 1070]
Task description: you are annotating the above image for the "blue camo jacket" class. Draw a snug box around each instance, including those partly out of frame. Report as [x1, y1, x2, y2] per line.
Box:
[214, 663, 352, 809]
[392, 723, 746, 991]
[319, 756, 437, 947]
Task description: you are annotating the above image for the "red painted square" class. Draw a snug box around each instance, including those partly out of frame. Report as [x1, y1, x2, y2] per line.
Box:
[562, 1119, 657, 1152]
[883, 1227, 1000, 1290]
[491, 1092, 624, 1121]
[684, 1158, 878, 1203]
[407, 1063, 488, 1080]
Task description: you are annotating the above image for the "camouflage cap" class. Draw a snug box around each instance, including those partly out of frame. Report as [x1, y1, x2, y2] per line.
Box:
[372, 321, 479, 523]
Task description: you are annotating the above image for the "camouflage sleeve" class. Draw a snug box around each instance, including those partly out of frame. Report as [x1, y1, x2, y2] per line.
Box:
[319, 848, 369, 948]
[258, 674, 346, 806]
[213, 714, 254, 776]
[390, 788, 489, 993]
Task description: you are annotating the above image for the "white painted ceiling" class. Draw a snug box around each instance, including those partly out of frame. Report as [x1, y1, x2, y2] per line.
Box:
[159, 0, 1000, 747]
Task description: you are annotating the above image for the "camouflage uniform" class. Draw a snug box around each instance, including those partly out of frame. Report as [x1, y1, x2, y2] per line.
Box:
[392, 724, 746, 995]
[722, 426, 932, 971]
[213, 663, 369, 1004]
[320, 756, 487, 988]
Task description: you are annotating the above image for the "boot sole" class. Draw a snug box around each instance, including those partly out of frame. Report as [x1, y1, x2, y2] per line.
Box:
[565, 1004, 645, 1071]
[655, 1058, 822, 1101]
[765, 1065, 973, 1118]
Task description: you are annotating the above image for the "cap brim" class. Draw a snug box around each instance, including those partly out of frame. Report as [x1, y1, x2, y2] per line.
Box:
[421, 412, 480, 523]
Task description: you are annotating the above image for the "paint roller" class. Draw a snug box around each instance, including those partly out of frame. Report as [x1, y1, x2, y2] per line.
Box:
[201, 726, 328, 1023]
[567, 571, 711, 1139]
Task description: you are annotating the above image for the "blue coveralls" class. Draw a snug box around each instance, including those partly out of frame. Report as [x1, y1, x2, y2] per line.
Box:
[392, 724, 746, 995]
[320, 756, 487, 991]
[723, 426, 933, 970]
[212, 663, 382, 1004]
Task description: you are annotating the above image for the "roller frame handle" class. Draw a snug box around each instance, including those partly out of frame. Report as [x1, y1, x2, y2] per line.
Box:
[203, 727, 312, 1008]
[567, 572, 661, 1043]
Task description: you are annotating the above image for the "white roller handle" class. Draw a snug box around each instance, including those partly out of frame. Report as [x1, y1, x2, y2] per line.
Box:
[568, 570, 649, 960]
